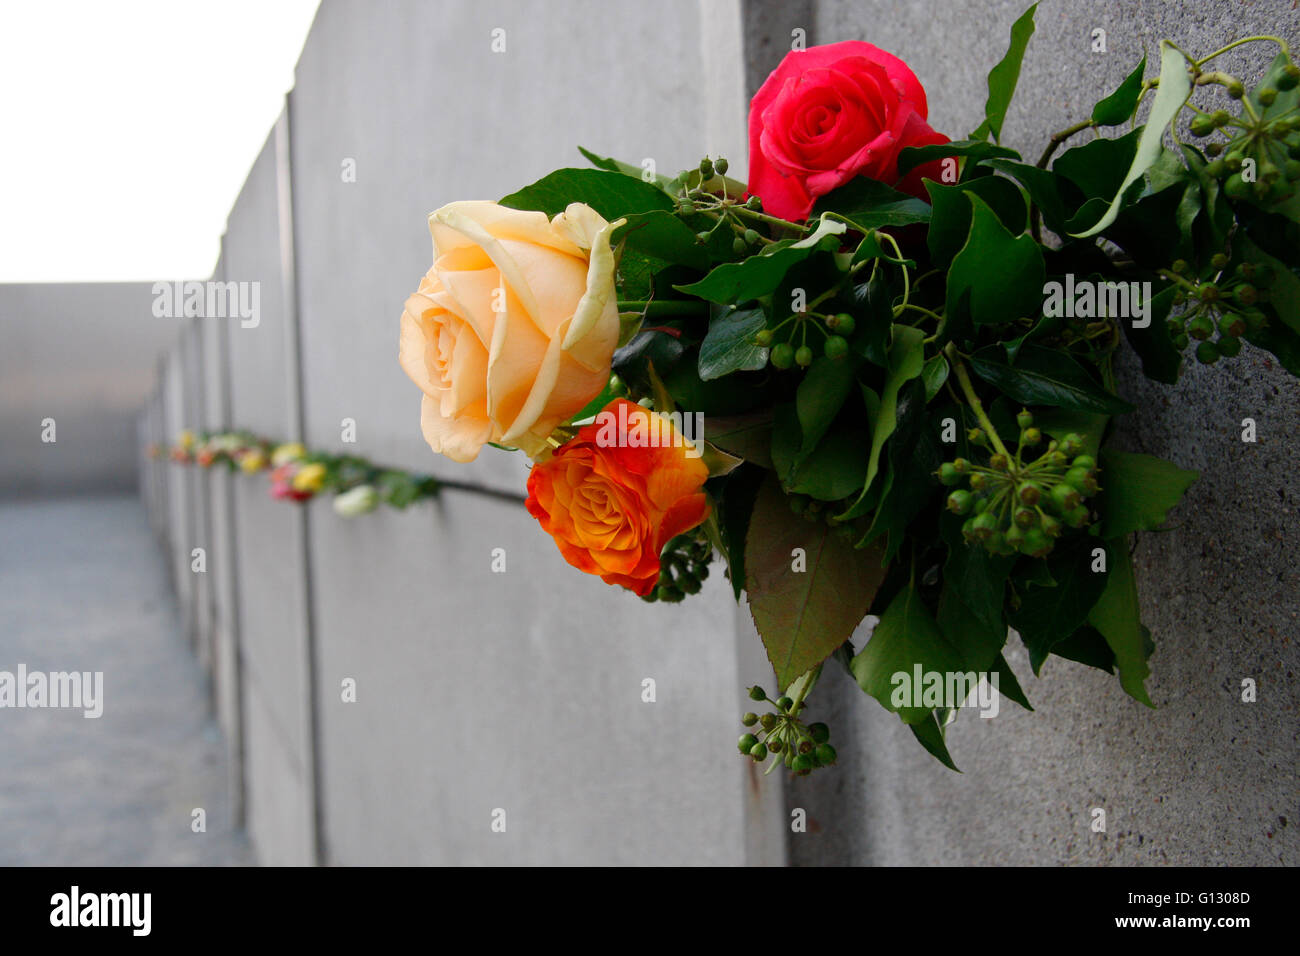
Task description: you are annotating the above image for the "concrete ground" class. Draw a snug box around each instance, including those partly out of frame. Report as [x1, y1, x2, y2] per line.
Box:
[0, 495, 250, 865]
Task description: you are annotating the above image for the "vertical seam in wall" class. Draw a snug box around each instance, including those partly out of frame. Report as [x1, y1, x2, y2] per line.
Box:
[216, 232, 248, 831]
[275, 99, 326, 867]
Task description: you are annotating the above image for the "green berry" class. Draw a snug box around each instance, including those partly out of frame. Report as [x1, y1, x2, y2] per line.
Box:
[1278, 64, 1300, 91]
[754, 328, 775, 347]
[1004, 524, 1025, 548]
[749, 742, 768, 761]
[1233, 284, 1257, 307]
[1173, 333, 1190, 350]
[794, 345, 814, 368]
[1198, 282, 1220, 302]
[1187, 313, 1215, 340]
[1189, 114, 1215, 137]
[1217, 335, 1243, 357]
[1171, 259, 1189, 273]
[989, 453, 1009, 472]
[760, 713, 778, 730]
[969, 472, 988, 492]
[987, 530, 1015, 556]
[938, 462, 961, 486]
[814, 743, 837, 766]
[967, 427, 987, 447]
[1021, 427, 1042, 447]
[1071, 454, 1097, 471]
[970, 511, 998, 541]
[1061, 434, 1085, 457]
[1258, 87, 1278, 107]
[1040, 514, 1063, 538]
[1065, 466, 1095, 495]
[952, 457, 970, 473]
[768, 738, 784, 754]
[770, 343, 795, 369]
[1206, 141, 1225, 157]
[743, 228, 759, 245]
[746, 195, 762, 210]
[1218, 312, 1246, 338]
[732, 237, 747, 255]
[1242, 309, 1266, 333]
[738, 733, 757, 754]
[1019, 527, 1053, 558]
[1064, 505, 1091, 529]
[1210, 109, 1232, 128]
[1016, 409, 1034, 430]
[714, 157, 730, 176]
[696, 231, 710, 243]
[1204, 159, 1227, 178]
[1210, 252, 1230, 270]
[973, 495, 990, 514]
[1013, 507, 1037, 529]
[809, 722, 830, 744]
[1196, 340, 1220, 364]
[1226, 78, 1246, 99]
[947, 489, 974, 515]
[742, 712, 758, 727]
[749, 686, 767, 701]
[1050, 482, 1081, 512]
[791, 754, 813, 774]
[824, 334, 849, 360]
[1017, 482, 1043, 506]
[699, 157, 714, 178]
[777, 696, 794, 712]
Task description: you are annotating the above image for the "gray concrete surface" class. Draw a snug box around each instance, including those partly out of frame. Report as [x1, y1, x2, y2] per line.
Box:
[0, 495, 249, 865]
[0, 282, 178, 496]
[782, 0, 1300, 866]
[286, 0, 779, 865]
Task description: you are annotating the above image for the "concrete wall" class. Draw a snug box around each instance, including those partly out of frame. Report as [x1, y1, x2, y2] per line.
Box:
[0, 282, 177, 496]
[134, 0, 1297, 866]
[782, 0, 1300, 866]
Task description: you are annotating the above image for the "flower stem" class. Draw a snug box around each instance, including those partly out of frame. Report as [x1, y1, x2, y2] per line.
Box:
[617, 300, 707, 316]
[944, 342, 1012, 460]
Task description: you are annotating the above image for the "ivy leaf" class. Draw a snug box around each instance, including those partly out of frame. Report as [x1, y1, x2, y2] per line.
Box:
[857, 380, 943, 561]
[577, 146, 672, 188]
[697, 307, 768, 380]
[1052, 624, 1116, 673]
[1054, 128, 1142, 202]
[746, 475, 889, 691]
[615, 210, 710, 269]
[852, 582, 967, 724]
[1120, 283, 1183, 385]
[1096, 449, 1199, 538]
[993, 654, 1033, 710]
[968, 343, 1134, 414]
[921, 353, 949, 401]
[898, 139, 1021, 176]
[1091, 56, 1147, 127]
[795, 353, 860, 464]
[813, 178, 932, 230]
[837, 325, 925, 518]
[988, 159, 1071, 235]
[925, 176, 1029, 266]
[1010, 535, 1111, 673]
[940, 513, 1014, 631]
[501, 166, 672, 218]
[771, 404, 870, 501]
[1072, 42, 1192, 237]
[909, 711, 961, 771]
[971, 3, 1038, 143]
[1087, 539, 1154, 706]
[947, 195, 1044, 327]
[718, 464, 765, 600]
[673, 217, 847, 304]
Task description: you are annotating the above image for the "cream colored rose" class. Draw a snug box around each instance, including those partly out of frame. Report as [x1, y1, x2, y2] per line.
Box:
[399, 200, 621, 462]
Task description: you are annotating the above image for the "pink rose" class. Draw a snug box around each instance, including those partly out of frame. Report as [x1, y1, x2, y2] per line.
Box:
[747, 41, 950, 222]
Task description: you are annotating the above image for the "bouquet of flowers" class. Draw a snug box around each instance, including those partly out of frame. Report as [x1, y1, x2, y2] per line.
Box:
[397, 6, 1300, 771]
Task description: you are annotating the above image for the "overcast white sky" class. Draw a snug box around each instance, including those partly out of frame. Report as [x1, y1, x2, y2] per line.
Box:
[0, 0, 320, 282]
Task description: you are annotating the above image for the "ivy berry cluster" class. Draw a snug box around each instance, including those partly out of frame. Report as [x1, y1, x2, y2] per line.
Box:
[640, 532, 712, 603]
[939, 411, 1100, 558]
[1194, 58, 1300, 202]
[1164, 256, 1275, 364]
[738, 685, 836, 776]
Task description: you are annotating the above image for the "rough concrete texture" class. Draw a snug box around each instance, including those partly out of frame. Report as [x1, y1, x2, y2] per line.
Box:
[0, 282, 177, 495]
[0, 496, 249, 865]
[779, 0, 1299, 865]
[282, 0, 777, 865]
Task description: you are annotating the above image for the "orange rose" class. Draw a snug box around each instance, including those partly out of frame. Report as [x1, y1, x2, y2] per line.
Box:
[525, 398, 711, 596]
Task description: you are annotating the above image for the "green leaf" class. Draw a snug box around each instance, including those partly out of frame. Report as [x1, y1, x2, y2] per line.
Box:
[988, 159, 1072, 234]
[857, 380, 943, 561]
[614, 211, 710, 269]
[1087, 539, 1154, 706]
[697, 307, 768, 380]
[898, 139, 1021, 176]
[937, 582, 1006, 674]
[703, 411, 773, 468]
[851, 582, 967, 724]
[947, 194, 1044, 326]
[718, 464, 765, 601]
[908, 711, 961, 771]
[1072, 42, 1192, 237]
[673, 217, 847, 304]
[1096, 448, 1198, 538]
[921, 353, 949, 401]
[813, 178, 931, 231]
[501, 167, 673, 220]
[971, 2, 1038, 143]
[1092, 56, 1147, 126]
[993, 654, 1033, 710]
[577, 146, 672, 187]
[746, 475, 889, 691]
[838, 325, 925, 517]
[968, 343, 1135, 414]
[940, 513, 1014, 631]
[1054, 128, 1142, 202]
[1052, 624, 1116, 673]
[926, 177, 1029, 266]
[1120, 283, 1183, 385]
[795, 353, 860, 463]
[1010, 535, 1111, 673]
[771, 404, 870, 501]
